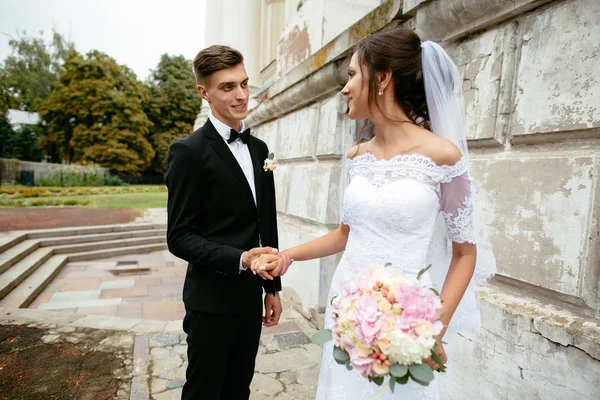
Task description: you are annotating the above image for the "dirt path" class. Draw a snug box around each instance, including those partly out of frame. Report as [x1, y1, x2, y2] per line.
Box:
[0, 324, 123, 400]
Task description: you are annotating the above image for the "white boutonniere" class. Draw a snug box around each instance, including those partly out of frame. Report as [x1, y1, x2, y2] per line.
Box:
[263, 153, 276, 172]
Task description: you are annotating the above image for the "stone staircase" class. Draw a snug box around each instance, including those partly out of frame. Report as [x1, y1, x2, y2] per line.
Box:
[0, 223, 167, 309]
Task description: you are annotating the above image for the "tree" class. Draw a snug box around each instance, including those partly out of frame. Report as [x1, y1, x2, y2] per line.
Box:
[39, 51, 154, 174]
[0, 30, 75, 112]
[144, 54, 200, 174]
[0, 114, 15, 157]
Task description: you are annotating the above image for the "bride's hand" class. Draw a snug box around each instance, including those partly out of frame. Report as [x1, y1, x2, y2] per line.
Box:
[422, 338, 447, 371]
[251, 253, 293, 278]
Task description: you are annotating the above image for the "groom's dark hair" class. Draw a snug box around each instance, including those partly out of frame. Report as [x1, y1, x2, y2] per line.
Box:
[193, 45, 244, 85]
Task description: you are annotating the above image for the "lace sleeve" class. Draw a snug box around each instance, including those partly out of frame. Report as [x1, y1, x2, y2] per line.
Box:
[440, 170, 476, 244]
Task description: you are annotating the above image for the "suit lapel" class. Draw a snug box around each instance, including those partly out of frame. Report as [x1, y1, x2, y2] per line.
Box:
[204, 121, 256, 208]
[247, 138, 263, 211]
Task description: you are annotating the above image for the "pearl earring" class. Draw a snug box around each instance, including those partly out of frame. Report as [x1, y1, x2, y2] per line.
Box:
[378, 90, 383, 96]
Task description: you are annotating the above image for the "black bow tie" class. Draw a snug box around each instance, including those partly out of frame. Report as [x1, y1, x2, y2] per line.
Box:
[228, 128, 250, 144]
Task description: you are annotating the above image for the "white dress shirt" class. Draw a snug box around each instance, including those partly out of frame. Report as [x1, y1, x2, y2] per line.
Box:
[209, 115, 259, 271]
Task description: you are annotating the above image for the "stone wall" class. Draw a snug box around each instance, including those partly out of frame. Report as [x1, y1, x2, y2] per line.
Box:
[246, 0, 600, 397]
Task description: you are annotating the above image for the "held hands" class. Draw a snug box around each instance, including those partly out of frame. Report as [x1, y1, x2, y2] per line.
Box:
[251, 253, 294, 279]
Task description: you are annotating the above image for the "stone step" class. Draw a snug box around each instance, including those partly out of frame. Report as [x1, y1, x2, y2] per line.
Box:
[0, 234, 27, 253]
[51, 236, 166, 255]
[0, 239, 40, 275]
[0, 247, 54, 300]
[38, 229, 166, 247]
[0, 241, 167, 308]
[66, 242, 168, 263]
[0, 255, 68, 308]
[25, 223, 167, 240]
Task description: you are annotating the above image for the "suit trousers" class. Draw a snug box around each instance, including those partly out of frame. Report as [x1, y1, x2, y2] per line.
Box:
[181, 294, 263, 400]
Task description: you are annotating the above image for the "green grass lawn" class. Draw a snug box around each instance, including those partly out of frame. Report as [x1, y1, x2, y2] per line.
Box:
[76, 192, 167, 208]
[0, 185, 168, 208]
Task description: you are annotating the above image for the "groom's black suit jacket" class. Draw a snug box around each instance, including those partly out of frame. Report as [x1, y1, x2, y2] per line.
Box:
[166, 119, 281, 314]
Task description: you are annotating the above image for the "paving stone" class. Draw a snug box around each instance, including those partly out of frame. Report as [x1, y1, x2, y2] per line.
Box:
[100, 279, 135, 290]
[49, 290, 101, 302]
[280, 369, 299, 385]
[272, 393, 294, 400]
[152, 355, 183, 376]
[130, 375, 150, 400]
[41, 334, 60, 343]
[99, 334, 134, 348]
[275, 331, 311, 348]
[151, 387, 182, 400]
[251, 373, 284, 396]
[151, 378, 168, 394]
[303, 343, 323, 361]
[40, 298, 122, 310]
[284, 382, 316, 400]
[130, 320, 167, 333]
[150, 347, 173, 361]
[150, 333, 180, 347]
[55, 326, 76, 333]
[297, 365, 320, 387]
[167, 380, 185, 389]
[155, 365, 186, 381]
[255, 348, 317, 374]
[163, 320, 183, 333]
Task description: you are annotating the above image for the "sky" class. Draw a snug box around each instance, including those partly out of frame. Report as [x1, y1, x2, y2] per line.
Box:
[0, 0, 207, 81]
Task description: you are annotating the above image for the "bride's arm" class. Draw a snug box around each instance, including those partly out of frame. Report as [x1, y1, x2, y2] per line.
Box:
[282, 223, 350, 262]
[437, 242, 476, 339]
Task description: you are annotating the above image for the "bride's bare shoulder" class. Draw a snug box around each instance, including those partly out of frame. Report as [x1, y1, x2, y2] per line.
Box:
[420, 132, 463, 166]
[346, 141, 371, 160]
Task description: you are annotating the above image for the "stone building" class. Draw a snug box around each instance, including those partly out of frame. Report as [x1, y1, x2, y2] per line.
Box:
[201, 0, 600, 398]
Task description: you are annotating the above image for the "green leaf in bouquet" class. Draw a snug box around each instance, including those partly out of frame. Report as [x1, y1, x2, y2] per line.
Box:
[389, 364, 408, 378]
[333, 346, 350, 364]
[384, 262, 392, 268]
[389, 378, 396, 392]
[372, 376, 384, 386]
[408, 363, 434, 383]
[396, 374, 410, 385]
[429, 287, 440, 296]
[345, 361, 353, 371]
[268, 152, 275, 160]
[417, 264, 432, 280]
[431, 351, 447, 373]
[411, 377, 430, 387]
[311, 329, 333, 345]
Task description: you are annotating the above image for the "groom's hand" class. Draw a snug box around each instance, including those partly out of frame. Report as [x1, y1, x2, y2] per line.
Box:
[253, 254, 293, 278]
[243, 247, 279, 280]
[263, 292, 282, 327]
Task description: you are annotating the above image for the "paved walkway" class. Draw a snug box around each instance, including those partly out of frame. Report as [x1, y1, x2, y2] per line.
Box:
[0, 298, 322, 400]
[1, 207, 322, 399]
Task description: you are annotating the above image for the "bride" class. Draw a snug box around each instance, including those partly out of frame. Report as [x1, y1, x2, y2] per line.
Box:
[253, 27, 496, 399]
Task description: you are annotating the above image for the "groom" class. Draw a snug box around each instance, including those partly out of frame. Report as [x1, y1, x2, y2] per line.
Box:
[166, 45, 288, 400]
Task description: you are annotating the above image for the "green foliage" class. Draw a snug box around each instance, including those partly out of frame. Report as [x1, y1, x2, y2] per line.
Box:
[0, 30, 75, 112]
[0, 114, 14, 157]
[0, 113, 44, 161]
[39, 51, 154, 174]
[144, 54, 200, 174]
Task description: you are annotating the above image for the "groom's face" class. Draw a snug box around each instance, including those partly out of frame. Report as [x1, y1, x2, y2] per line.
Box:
[197, 63, 250, 129]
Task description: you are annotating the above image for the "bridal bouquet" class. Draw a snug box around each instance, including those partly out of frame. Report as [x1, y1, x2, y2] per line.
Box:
[312, 264, 446, 391]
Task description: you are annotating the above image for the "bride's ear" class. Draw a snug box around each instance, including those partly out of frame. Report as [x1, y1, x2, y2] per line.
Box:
[376, 71, 393, 93]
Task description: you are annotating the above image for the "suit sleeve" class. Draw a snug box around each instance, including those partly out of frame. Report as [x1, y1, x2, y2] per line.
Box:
[166, 141, 243, 276]
[260, 143, 282, 293]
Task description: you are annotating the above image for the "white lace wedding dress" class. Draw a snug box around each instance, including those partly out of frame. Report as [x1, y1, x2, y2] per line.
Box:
[316, 153, 492, 400]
